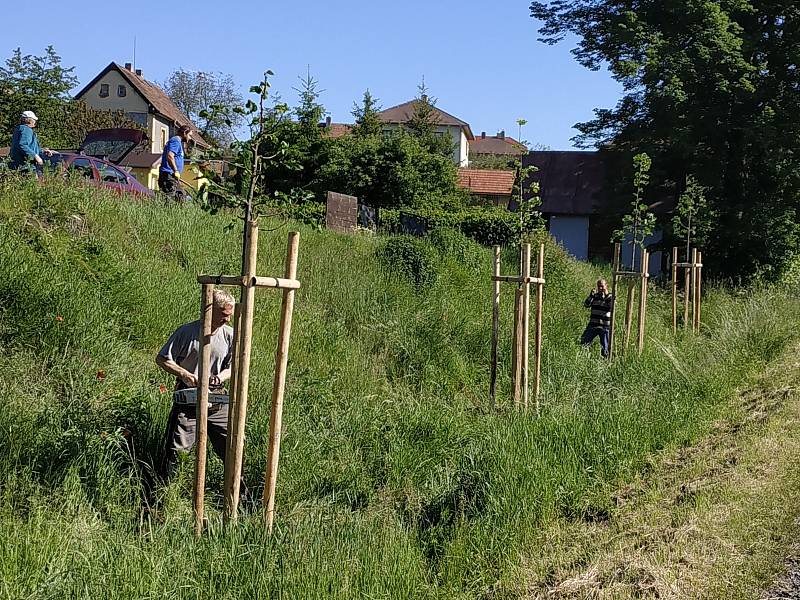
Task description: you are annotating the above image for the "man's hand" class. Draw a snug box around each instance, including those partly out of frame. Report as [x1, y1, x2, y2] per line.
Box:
[34, 155, 44, 167]
[181, 372, 198, 388]
[172, 171, 181, 180]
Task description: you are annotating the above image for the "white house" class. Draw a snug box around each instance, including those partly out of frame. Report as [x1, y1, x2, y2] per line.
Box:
[377, 98, 473, 167]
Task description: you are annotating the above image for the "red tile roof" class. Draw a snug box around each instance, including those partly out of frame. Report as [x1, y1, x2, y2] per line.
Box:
[457, 168, 515, 196]
[75, 63, 210, 149]
[323, 123, 352, 138]
[469, 135, 527, 156]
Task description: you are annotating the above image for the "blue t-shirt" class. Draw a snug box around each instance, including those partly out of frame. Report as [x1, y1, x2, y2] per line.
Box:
[160, 135, 184, 174]
[9, 124, 42, 169]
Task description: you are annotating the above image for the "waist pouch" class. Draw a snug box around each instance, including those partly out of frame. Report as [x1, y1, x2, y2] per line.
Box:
[172, 387, 230, 406]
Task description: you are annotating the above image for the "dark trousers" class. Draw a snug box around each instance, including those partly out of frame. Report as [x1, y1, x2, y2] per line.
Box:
[158, 171, 185, 197]
[581, 326, 610, 358]
[159, 403, 229, 481]
[156, 403, 250, 507]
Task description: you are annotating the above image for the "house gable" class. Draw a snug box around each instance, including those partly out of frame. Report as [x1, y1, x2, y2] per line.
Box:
[75, 62, 209, 149]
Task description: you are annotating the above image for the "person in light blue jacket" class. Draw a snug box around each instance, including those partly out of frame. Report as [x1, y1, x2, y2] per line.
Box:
[9, 110, 52, 172]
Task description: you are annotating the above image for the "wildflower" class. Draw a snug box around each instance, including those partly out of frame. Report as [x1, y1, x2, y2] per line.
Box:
[96, 370, 106, 381]
[55, 315, 63, 322]
[158, 384, 167, 394]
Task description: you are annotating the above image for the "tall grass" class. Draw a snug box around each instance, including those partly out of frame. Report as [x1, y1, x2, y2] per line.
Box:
[0, 175, 796, 598]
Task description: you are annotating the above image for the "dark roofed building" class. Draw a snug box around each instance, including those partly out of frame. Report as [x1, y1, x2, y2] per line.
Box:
[521, 150, 664, 273]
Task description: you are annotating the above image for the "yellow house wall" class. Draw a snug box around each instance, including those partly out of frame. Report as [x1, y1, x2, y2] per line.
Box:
[128, 167, 158, 190]
[79, 70, 148, 114]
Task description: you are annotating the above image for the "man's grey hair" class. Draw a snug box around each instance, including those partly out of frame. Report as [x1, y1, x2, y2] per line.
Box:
[20, 116, 35, 125]
[213, 288, 235, 308]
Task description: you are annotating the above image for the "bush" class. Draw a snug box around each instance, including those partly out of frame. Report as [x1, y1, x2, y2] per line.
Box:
[459, 207, 520, 246]
[428, 227, 484, 271]
[375, 236, 439, 289]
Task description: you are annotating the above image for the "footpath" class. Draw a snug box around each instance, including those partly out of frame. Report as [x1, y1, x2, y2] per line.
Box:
[514, 343, 800, 599]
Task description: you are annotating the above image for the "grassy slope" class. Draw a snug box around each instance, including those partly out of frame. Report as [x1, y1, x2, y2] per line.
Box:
[512, 342, 800, 599]
[0, 177, 798, 599]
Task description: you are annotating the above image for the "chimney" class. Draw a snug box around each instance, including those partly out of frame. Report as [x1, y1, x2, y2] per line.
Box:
[135, 69, 143, 77]
[421, 94, 428, 102]
[481, 131, 486, 139]
[325, 116, 332, 127]
[124, 62, 132, 71]
[499, 130, 505, 140]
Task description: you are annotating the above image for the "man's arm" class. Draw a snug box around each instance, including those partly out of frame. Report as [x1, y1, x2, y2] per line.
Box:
[165, 151, 180, 175]
[155, 354, 197, 387]
[584, 291, 595, 308]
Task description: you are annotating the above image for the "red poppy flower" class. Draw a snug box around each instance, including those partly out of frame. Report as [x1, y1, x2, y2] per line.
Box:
[158, 384, 167, 394]
[55, 316, 64, 322]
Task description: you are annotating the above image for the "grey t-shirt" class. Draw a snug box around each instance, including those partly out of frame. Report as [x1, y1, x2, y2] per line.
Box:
[158, 320, 233, 389]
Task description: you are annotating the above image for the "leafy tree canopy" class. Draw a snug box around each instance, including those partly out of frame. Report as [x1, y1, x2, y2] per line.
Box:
[530, 0, 800, 279]
[162, 69, 244, 147]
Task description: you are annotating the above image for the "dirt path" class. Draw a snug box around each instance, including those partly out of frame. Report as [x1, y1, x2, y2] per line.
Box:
[509, 344, 800, 599]
[763, 545, 800, 600]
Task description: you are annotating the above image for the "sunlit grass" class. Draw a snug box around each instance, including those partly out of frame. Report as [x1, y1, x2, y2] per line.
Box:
[0, 175, 796, 598]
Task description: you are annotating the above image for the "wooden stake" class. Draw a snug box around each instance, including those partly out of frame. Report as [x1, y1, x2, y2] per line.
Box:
[533, 243, 544, 414]
[694, 250, 703, 333]
[489, 246, 501, 407]
[608, 243, 621, 359]
[637, 250, 649, 356]
[222, 303, 243, 522]
[690, 248, 698, 334]
[512, 287, 524, 410]
[623, 279, 635, 353]
[224, 221, 259, 523]
[671, 247, 678, 334]
[521, 244, 532, 410]
[263, 231, 301, 532]
[193, 283, 214, 538]
[683, 257, 691, 330]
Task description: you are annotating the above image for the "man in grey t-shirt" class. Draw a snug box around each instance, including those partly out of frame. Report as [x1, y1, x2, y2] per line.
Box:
[156, 288, 235, 481]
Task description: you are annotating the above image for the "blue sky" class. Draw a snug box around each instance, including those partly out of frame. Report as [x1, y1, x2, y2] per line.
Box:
[2, 1, 622, 149]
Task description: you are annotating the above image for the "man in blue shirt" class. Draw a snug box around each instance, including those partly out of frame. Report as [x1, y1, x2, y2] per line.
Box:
[158, 125, 193, 196]
[9, 111, 52, 172]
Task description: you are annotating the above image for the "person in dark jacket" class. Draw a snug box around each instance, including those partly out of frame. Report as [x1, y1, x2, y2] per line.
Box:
[581, 278, 614, 357]
[9, 111, 52, 172]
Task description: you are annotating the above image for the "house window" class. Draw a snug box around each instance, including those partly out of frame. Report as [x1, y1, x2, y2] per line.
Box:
[434, 131, 445, 138]
[99, 84, 109, 98]
[126, 112, 147, 126]
[117, 85, 127, 97]
[160, 128, 167, 148]
[382, 129, 395, 139]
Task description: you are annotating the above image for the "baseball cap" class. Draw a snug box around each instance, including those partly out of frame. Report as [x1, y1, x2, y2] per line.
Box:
[21, 110, 38, 121]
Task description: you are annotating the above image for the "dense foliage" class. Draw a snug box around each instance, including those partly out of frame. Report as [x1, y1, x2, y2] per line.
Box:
[0, 47, 142, 150]
[530, 0, 800, 280]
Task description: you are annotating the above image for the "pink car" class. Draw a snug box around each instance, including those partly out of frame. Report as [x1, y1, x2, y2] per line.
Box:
[45, 128, 154, 198]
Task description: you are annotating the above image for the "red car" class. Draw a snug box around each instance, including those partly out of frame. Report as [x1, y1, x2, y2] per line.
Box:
[45, 128, 154, 198]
